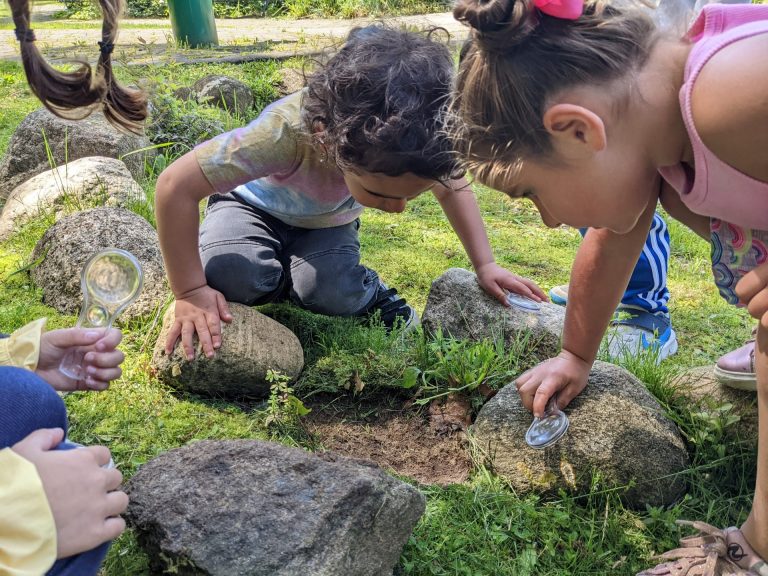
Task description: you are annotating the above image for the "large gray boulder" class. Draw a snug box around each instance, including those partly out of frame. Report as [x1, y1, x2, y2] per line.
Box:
[422, 268, 565, 359]
[152, 302, 304, 398]
[0, 157, 144, 240]
[30, 207, 167, 323]
[472, 361, 689, 509]
[0, 108, 153, 198]
[126, 439, 426, 576]
[192, 75, 254, 117]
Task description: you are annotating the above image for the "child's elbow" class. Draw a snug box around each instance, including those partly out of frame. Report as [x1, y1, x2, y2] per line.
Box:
[155, 167, 184, 210]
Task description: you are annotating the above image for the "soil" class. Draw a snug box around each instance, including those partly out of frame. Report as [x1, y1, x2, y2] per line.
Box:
[304, 394, 472, 486]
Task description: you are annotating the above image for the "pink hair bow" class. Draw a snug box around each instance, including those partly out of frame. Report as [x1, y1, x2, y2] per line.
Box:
[534, 0, 584, 20]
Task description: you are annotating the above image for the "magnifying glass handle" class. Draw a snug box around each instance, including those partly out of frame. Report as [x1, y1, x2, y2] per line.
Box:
[58, 323, 108, 381]
[59, 347, 87, 380]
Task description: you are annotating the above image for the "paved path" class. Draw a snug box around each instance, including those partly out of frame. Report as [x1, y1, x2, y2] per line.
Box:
[0, 6, 469, 64]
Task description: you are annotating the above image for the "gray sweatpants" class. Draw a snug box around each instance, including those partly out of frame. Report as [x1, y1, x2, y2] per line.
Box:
[199, 192, 380, 316]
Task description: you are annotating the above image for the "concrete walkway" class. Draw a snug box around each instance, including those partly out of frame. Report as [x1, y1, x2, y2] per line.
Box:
[0, 5, 469, 64]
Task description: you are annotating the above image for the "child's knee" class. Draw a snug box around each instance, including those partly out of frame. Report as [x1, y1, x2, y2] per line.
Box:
[203, 254, 285, 305]
[0, 367, 67, 447]
[293, 279, 369, 317]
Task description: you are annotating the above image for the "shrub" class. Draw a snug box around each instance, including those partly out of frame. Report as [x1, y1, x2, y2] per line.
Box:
[146, 93, 226, 157]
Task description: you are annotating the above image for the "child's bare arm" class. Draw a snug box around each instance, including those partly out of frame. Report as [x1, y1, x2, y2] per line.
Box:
[155, 152, 233, 359]
[659, 181, 710, 239]
[515, 199, 656, 417]
[432, 177, 547, 303]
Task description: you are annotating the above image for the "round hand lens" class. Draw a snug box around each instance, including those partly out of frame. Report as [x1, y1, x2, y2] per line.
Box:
[59, 248, 143, 380]
[525, 396, 570, 449]
[506, 291, 541, 312]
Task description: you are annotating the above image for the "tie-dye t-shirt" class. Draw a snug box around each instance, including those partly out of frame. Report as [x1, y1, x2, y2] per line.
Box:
[194, 90, 363, 229]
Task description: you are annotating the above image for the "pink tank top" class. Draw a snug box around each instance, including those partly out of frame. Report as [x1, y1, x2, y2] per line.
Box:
[658, 4, 768, 231]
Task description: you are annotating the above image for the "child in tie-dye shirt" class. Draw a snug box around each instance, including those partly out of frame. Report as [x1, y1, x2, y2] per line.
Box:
[156, 25, 546, 360]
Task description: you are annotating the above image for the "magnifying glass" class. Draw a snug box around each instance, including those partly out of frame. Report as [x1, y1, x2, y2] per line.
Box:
[59, 248, 143, 381]
[506, 291, 541, 313]
[525, 395, 570, 449]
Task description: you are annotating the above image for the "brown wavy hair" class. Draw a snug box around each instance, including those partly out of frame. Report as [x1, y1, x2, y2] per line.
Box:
[302, 25, 462, 182]
[448, 0, 660, 184]
[8, 0, 147, 133]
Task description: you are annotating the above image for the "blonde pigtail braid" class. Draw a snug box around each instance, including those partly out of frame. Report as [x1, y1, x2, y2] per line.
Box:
[96, 0, 148, 134]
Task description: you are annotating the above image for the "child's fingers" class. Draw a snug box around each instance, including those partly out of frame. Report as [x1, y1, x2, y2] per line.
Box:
[84, 445, 113, 468]
[103, 517, 127, 542]
[165, 321, 182, 355]
[85, 366, 123, 390]
[746, 290, 768, 327]
[514, 369, 532, 389]
[84, 349, 125, 369]
[532, 377, 561, 418]
[84, 376, 110, 391]
[736, 263, 768, 303]
[194, 319, 215, 359]
[516, 374, 542, 413]
[180, 321, 198, 360]
[557, 383, 582, 412]
[93, 328, 122, 351]
[104, 491, 129, 518]
[216, 293, 233, 323]
[520, 278, 548, 301]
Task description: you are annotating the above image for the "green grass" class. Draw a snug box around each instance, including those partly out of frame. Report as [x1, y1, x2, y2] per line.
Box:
[0, 58, 757, 575]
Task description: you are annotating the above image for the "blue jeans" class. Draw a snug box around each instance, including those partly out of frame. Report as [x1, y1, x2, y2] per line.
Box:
[199, 192, 380, 316]
[582, 211, 670, 325]
[0, 366, 110, 576]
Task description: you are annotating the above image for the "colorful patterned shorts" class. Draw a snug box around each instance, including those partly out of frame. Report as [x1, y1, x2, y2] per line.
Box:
[711, 218, 768, 305]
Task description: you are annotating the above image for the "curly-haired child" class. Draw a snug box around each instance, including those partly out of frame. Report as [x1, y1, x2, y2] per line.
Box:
[156, 24, 546, 360]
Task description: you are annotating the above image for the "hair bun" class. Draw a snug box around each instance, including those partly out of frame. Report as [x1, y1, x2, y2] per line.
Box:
[453, 0, 517, 33]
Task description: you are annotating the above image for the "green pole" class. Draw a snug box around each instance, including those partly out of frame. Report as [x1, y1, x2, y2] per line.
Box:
[167, 0, 219, 48]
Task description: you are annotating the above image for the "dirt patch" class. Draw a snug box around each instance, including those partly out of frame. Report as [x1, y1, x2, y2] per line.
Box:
[305, 396, 472, 486]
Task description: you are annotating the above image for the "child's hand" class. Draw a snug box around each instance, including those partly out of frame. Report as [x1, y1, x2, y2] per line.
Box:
[36, 328, 124, 392]
[736, 261, 768, 327]
[167, 285, 233, 360]
[514, 351, 591, 417]
[475, 262, 548, 306]
[12, 428, 127, 559]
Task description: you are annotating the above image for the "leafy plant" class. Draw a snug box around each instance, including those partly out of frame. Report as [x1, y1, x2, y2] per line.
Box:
[409, 328, 532, 405]
[264, 369, 311, 429]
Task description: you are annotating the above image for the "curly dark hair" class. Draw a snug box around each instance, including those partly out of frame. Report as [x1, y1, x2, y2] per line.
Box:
[302, 25, 461, 182]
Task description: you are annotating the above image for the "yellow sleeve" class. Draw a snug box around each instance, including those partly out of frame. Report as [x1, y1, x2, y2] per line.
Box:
[0, 448, 57, 576]
[0, 318, 46, 371]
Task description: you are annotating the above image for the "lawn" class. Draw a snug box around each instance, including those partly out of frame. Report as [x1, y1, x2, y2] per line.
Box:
[0, 52, 757, 575]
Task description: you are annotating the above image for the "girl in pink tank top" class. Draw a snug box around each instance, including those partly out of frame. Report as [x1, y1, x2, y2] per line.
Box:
[450, 0, 768, 574]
